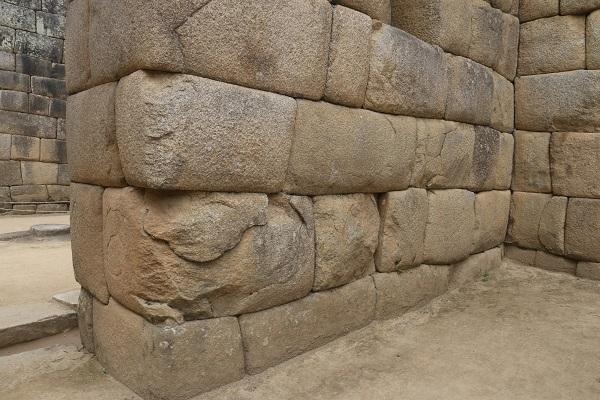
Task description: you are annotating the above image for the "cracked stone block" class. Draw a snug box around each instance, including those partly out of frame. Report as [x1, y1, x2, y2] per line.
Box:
[423, 189, 475, 265]
[71, 183, 109, 303]
[561, 0, 600, 15]
[512, 131, 552, 193]
[534, 251, 576, 274]
[551, 132, 600, 198]
[103, 187, 315, 323]
[375, 188, 428, 272]
[449, 247, 502, 289]
[313, 194, 379, 291]
[515, 70, 600, 132]
[94, 298, 244, 400]
[324, 6, 371, 108]
[518, 16, 585, 76]
[116, 71, 295, 193]
[565, 198, 600, 262]
[519, 0, 558, 22]
[67, 82, 125, 187]
[239, 276, 375, 374]
[474, 191, 511, 253]
[374, 264, 450, 320]
[336, 0, 391, 23]
[365, 23, 448, 119]
[284, 100, 416, 195]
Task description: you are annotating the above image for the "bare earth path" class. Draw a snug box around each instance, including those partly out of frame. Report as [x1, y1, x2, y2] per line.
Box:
[2, 261, 600, 400]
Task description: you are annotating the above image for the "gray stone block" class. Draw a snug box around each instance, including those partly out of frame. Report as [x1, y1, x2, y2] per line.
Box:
[78, 288, 94, 353]
[11, 135, 40, 160]
[0, 51, 15, 71]
[0, 133, 10, 159]
[16, 54, 64, 79]
[474, 191, 511, 253]
[21, 160, 57, 184]
[40, 138, 66, 163]
[576, 262, 600, 281]
[519, 0, 558, 22]
[48, 98, 64, 117]
[587, 10, 600, 70]
[505, 245, 536, 265]
[0, 160, 21, 185]
[507, 191, 551, 250]
[0, 89, 28, 112]
[14, 30, 63, 63]
[551, 132, 600, 198]
[336, 0, 391, 23]
[10, 184, 47, 202]
[28, 93, 50, 115]
[35, 11, 65, 38]
[31, 76, 66, 98]
[450, 247, 502, 289]
[560, 0, 600, 15]
[0, 107, 56, 139]
[46, 184, 68, 201]
[41, 0, 65, 14]
[0, 2, 36, 31]
[0, 70, 30, 92]
[0, 26, 15, 52]
[535, 251, 576, 274]
[57, 162, 68, 184]
[512, 131, 552, 193]
[565, 198, 600, 262]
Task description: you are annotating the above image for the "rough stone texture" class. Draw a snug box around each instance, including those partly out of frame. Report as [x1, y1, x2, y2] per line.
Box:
[512, 131, 552, 193]
[496, 12, 520, 81]
[313, 194, 379, 291]
[534, 251, 576, 274]
[375, 188, 428, 272]
[324, 6, 371, 108]
[336, 0, 391, 23]
[507, 192, 551, 250]
[284, 100, 415, 195]
[374, 264, 450, 320]
[0, 160, 22, 186]
[561, 0, 600, 15]
[365, 23, 448, 119]
[103, 187, 314, 323]
[423, 189, 475, 265]
[70, 183, 108, 303]
[515, 70, 600, 132]
[565, 198, 600, 262]
[484, 0, 520, 15]
[10, 184, 46, 202]
[491, 72, 515, 133]
[21, 161, 57, 184]
[468, 128, 514, 192]
[551, 132, 600, 198]
[116, 71, 296, 193]
[518, 16, 585, 76]
[94, 299, 245, 400]
[469, 2, 504, 72]
[474, 191, 511, 253]
[538, 196, 567, 255]
[78, 288, 94, 353]
[64, 0, 89, 93]
[239, 277, 375, 374]
[449, 247, 502, 289]
[576, 262, 600, 281]
[588, 10, 600, 69]
[11, 135, 39, 161]
[504, 245, 537, 265]
[519, 0, 559, 22]
[67, 82, 125, 187]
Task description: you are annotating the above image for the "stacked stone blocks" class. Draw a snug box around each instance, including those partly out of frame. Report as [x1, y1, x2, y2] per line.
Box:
[0, 0, 67, 213]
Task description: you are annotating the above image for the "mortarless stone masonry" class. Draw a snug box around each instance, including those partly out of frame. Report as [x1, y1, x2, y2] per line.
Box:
[64, 0, 600, 399]
[1, 0, 68, 213]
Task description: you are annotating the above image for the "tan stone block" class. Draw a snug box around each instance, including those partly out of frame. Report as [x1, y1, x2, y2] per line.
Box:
[449, 247, 502, 289]
[116, 71, 295, 193]
[21, 161, 57, 184]
[576, 262, 600, 281]
[518, 16, 585, 76]
[491, 72, 514, 132]
[71, 183, 108, 303]
[375, 188, 428, 272]
[94, 299, 245, 400]
[313, 194, 379, 291]
[467, 128, 514, 192]
[324, 6, 371, 108]
[534, 251, 576, 274]
[64, 0, 90, 93]
[365, 23, 448, 119]
[337, 0, 391, 23]
[474, 191, 511, 253]
[485, 0, 520, 15]
[587, 10, 600, 69]
[0, 133, 9, 160]
[496, 13, 519, 81]
[505, 245, 536, 265]
[374, 265, 450, 320]
[515, 70, 600, 132]
[67, 82, 125, 187]
[551, 132, 600, 198]
[423, 189, 475, 264]
[538, 196, 567, 255]
[11, 135, 39, 161]
[284, 100, 416, 195]
[10, 184, 47, 202]
[561, 0, 600, 15]
[512, 131, 552, 193]
[40, 139, 67, 164]
[506, 191, 551, 250]
[47, 185, 69, 202]
[469, 2, 504, 71]
[565, 198, 600, 262]
[0, 160, 22, 186]
[239, 277, 375, 374]
[78, 288, 94, 353]
[103, 188, 314, 323]
[519, 0, 558, 22]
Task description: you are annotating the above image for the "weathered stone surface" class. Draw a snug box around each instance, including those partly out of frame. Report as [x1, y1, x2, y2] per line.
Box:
[449, 247, 502, 289]
[534, 251, 576, 274]
[0, 2, 35, 32]
[365, 23, 448, 119]
[0, 89, 28, 112]
[491, 72, 514, 132]
[103, 187, 314, 323]
[423, 189, 475, 264]
[551, 132, 600, 198]
[14, 31, 62, 63]
[374, 264, 449, 320]
[64, 0, 90, 93]
[324, 6, 371, 108]
[70, 183, 108, 303]
[313, 194, 379, 291]
[16, 54, 65, 79]
[445, 55, 493, 127]
[496, 13, 519, 80]
[10, 184, 46, 202]
[40, 138, 66, 163]
[506, 192, 551, 250]
[46, 184, 69, 201]
[0, 51, 15, 71]
[0, 160, 22, 185]
[588, 10, 600, 69]
[468, 128, 514, 192]
[11, 135, 40, 161]
[515, 71, 600, 132]
[485, 0, 520, 15]
[504, 245, 536, 265]
[29, 94, 50, 116]
[474, 191, 511, 253]
[576, 262, 600, 281]
[0, 134, 9, 159]
[375, 188, 428, 272]
[285, 100, 415, 195]
[512, 131, 552, 193]
[519, 0, 558, 22]
[31, 76, 66, 99]
[78, 288, 94, 353]
[57, 163, 68, 185]
[0, 109, 56, 138]
[21, 161, 57, 184]
[538, 196, 567, 255]
[561, 0, 600, 15]
[67, 82, 125, 187]
[469, 2, 504, 71]
[94, 299, 245, 400]
[239, 277, 375, 374]
[337, 0, 390, 23]
[116, 71, 295, 193]
[565, 198, 600, 262]
[518, 16, 585, 76]
[36, 11, 65, 39]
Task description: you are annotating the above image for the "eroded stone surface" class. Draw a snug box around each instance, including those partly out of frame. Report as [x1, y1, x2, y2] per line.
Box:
[512, 131, 551, 193]
[519, 0, 558, 22]
[551, 132, 600, 198]
[565, 198, 600, 262]
[474, 191, 511, 253]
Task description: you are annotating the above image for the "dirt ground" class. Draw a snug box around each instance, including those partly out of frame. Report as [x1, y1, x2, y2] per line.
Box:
[0, 214, 70, 235]
[2, 261, 600, 400]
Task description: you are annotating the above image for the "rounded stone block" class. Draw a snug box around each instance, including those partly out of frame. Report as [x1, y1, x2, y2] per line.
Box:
[587, 10, 600, 70]
[512, 130, 552, 193]
[474, 191, 511, 253]
[519, 0, 559, 22]
[506, 191, 551, 251]
[551, 132, 600, 199]
[116, 71, 296, 193]
[565, 198, 600, 262]
[336, 0, 391, 23]
[560, 0, 600, 15]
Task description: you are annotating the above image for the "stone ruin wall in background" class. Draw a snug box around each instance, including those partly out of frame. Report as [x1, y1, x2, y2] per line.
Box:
[64, 0, 600, 399]
[0, 0, 68, 214]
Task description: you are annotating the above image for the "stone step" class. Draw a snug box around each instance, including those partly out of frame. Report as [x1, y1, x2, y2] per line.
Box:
[0, 223, 70, 241]
[0, 302, 78, 349]
[51, 289, 80, 311]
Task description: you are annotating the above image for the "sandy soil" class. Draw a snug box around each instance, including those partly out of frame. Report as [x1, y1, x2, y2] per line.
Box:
[2, 261, 600, 400]
[0, 214, 70, 235]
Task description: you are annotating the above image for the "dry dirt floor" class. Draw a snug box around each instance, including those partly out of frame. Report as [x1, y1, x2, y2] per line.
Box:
[2, 260, 600, 400]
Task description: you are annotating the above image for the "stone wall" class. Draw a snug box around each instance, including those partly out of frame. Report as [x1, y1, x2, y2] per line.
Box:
[506, 0, 600, 281]
[0, 0, 68, 213]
